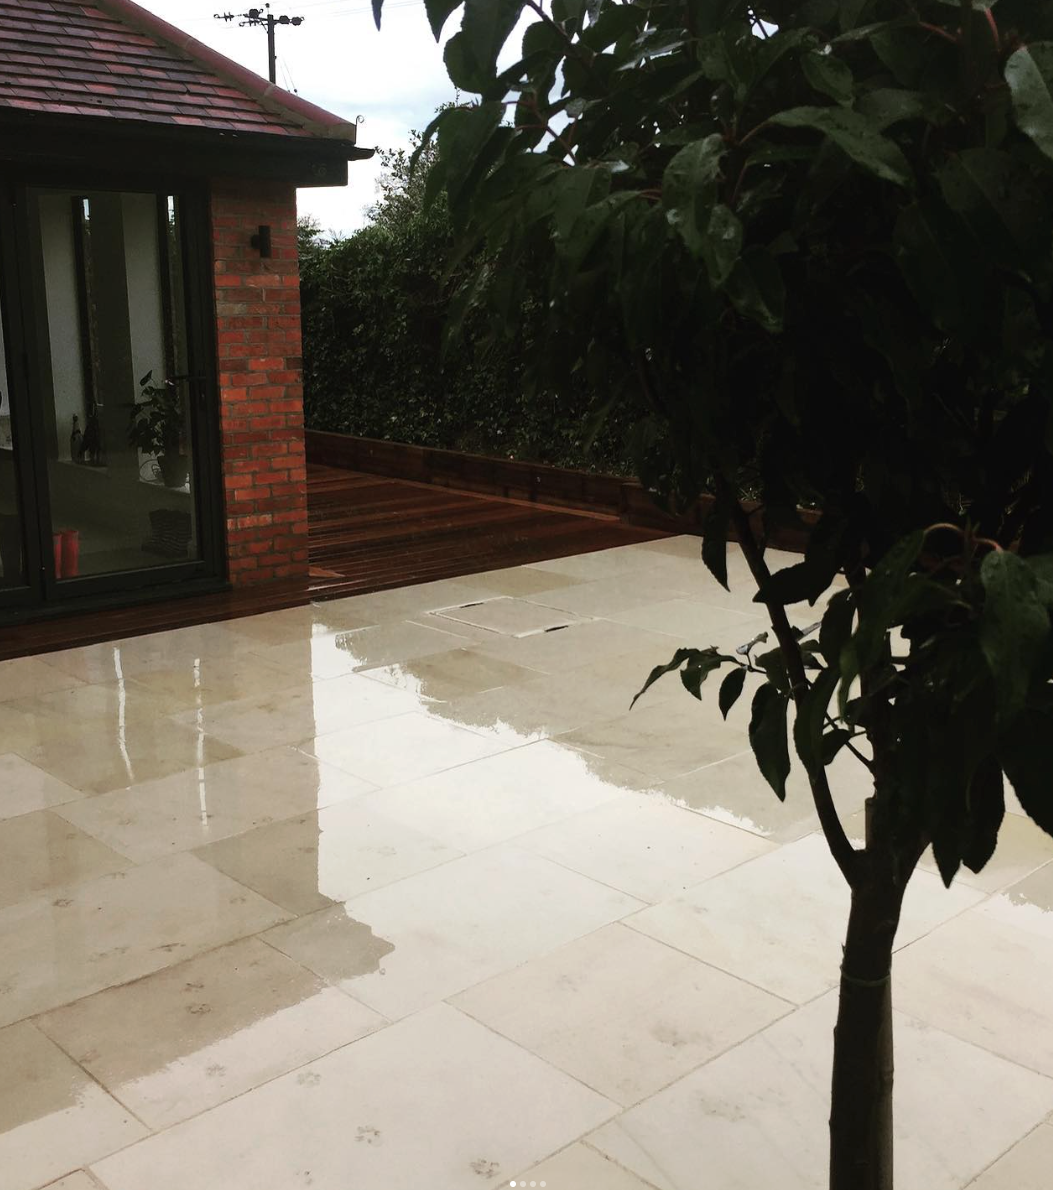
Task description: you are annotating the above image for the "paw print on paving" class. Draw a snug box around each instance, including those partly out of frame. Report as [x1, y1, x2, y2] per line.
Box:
[355, 1125, 381, 1145]
[470, 1159, 500, 1178]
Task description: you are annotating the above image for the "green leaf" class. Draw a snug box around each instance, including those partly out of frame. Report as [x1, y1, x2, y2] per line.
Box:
[856, 89, 937, 130]
[769, 106, 914, 188]
[802, 50, 854, 105]
[894, 199, 979, 334]
[1001, 708, 1053, 838]
[793, 666, 839, 777]
[749, 683, 791, 801]
[979, 551, 1051, 719]
[662, 134, 726, 256]
[444, 0, 525, 91]
[962, 756, 1005, 876]
[719, 666, 747, 719]
[681, 650, 731, 699]
[755, 647, 792, 695]
[839, 531, 923, 711]
[725, 246, 785, 333]
[938, 148, 1049, 265]
[632, 647, 728, 708]
[424, 0, 463, 39]
[819, 589, 855, 667]
[821, 728, 855, 764]
[1006, 45, 1053, 164]
[701, 204, 743, 289]
[755, 556, 837, 606]
[701, 496, 730, 589]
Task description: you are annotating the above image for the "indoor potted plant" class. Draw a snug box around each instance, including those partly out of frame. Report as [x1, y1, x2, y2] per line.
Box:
[128, 370, 188, 488]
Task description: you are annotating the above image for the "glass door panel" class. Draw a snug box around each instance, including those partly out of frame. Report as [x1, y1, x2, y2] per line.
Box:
[0, 277, 27, 591]
[28, 187, 202, 582]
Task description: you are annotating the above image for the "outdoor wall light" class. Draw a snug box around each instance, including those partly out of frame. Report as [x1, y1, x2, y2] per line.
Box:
[250, 224, 272, 258]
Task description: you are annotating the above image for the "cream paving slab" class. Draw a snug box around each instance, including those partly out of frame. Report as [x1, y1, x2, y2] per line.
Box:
[54, 747, 375, 863]
[0, 1021, 147, 1190]
[429, 642, 700, 749]
[120, 651, 307, 710]
[453, 923, 789, 1107]
[468, 617, 680, 675]
[513, 1143, 660, 1190]
[225, 603, 379, 644]
[263, 847, 643, 1019]
[352, 740, 652, 853]
[628, 833, 984, 1003]
[895, 910, 1053, 1078]
[661, 747, 872, 843]
[195, 800, 462, 914]
[517, 796, 776, 903]
[0, 754, 81, 820]
[43, 622, 261, 684]
[310, 578, 499, 628]
[0, 852, 289, 1027]
[967, 1123, 1053, 1189]
[40, 1174, 101, 1190]
[0, 811, 131, 909]
[302, 710, 510, 788]
[589, 996, 1053, 1190]
[467, 564, 588, 597]
[168, 673, 421, 753]
[429, 596, 583, 637]
[91, 1002, 619, 1190]
[607, 598, 764, 642]
[560, 699, 751, 783]
[38, 937, 385, 1130]
[356, 647, 539, 703]
[978, 860, 1053, 940]
[4, 679, 192, 742]
[15, 713, 243, 796]
[0, 656, 85, 701]
[250, 618, 476, 679]
[531, 547, 665, 581]
[522, 571, 703, 619]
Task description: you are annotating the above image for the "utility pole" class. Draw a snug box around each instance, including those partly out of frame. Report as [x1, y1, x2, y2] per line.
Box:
[214, 5, 303, 85]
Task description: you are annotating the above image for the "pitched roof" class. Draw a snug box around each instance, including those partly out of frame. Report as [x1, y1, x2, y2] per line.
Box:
[0, 0, 358, 143]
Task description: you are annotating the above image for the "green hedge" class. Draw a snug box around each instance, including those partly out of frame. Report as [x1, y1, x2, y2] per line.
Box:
[298, 148, 639, 473]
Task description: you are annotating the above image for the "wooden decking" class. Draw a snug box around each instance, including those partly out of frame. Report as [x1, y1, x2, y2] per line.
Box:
[306, 464, 665, 599]
[0, 464, 666, 658]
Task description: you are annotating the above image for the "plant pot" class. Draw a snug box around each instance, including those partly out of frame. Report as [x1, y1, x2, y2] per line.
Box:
[158, 453, 189, 489]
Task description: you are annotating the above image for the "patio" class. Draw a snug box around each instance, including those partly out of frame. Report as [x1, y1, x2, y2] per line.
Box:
[1, 535, 1052, 1190]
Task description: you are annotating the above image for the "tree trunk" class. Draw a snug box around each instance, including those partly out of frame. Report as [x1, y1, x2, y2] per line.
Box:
[828, 883, 904, 1190]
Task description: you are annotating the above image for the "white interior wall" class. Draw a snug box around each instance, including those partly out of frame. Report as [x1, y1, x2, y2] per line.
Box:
[38, 193, 87, 460]
[122, 193, 166, 395]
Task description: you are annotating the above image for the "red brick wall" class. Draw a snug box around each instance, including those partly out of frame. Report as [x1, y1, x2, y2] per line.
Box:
[210, 179, 309, 585]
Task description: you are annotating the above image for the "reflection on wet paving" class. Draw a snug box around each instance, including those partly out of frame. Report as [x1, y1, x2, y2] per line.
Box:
[1, 537, 1052, 1188]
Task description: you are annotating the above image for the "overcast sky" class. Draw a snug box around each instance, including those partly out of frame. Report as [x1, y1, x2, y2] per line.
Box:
[135, 0, 460, 235]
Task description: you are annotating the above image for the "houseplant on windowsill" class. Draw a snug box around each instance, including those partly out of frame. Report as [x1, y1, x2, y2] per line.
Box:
[128, 370, 188, 489]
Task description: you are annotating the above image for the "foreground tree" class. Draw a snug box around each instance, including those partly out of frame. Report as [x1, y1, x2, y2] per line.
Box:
[371, 0, 1053, 1185]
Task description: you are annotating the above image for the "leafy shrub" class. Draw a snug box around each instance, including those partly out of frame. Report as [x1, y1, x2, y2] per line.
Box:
[298, 141, 641, 472]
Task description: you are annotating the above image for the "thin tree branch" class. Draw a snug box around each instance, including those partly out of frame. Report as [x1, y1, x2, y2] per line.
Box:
[719, 478, 861, 887]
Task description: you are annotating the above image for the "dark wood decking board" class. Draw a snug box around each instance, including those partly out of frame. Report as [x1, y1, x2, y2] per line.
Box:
[306, 464, 666, 599]
[0, 464, 666, 658]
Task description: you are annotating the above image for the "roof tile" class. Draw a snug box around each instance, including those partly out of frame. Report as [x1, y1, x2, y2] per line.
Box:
[0, 0, 350, 141]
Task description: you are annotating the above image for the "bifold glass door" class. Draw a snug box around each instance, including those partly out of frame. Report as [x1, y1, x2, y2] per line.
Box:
[0, 180, 220, 611]
[29, 187, 203, 582]
[0, 279, 28, 592]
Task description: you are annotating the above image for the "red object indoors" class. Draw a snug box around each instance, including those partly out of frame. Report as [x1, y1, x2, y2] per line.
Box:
[60, 529, 80, 578]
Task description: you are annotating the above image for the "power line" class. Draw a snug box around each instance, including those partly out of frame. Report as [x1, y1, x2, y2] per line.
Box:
[214, 5, 304, 83]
